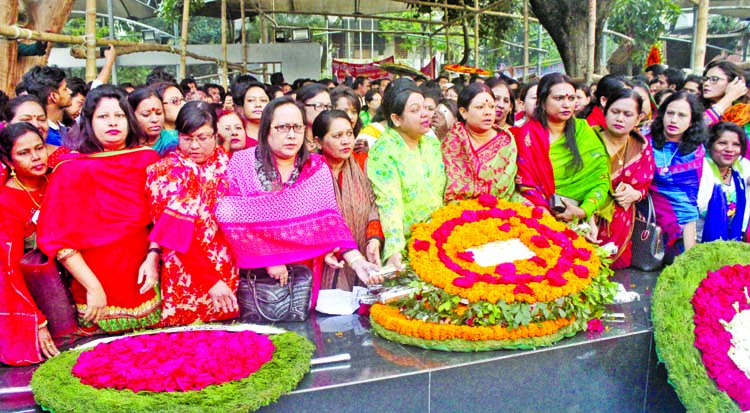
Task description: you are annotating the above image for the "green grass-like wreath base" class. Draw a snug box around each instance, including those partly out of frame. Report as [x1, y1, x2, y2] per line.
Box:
[31, 331, 315, 413]
[652, 241, 750, 413]
[370, 316, 583, 352]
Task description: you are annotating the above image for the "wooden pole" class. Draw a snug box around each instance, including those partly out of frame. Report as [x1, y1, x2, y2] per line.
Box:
[85, 0, 97, 81]
[0, 0, 19, 93]
[523, 0, 528, 80]
[692, 0, 709, 72]
[180, 0, 190, 80]
[221, 0, 228, 89]
[474, 0, 479, 67]
[69, 45, 247, 72]
[241, 0, 247, 74]
[586, 0, 596, 83]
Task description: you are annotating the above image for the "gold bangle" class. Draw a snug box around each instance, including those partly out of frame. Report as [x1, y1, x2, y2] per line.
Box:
[56, 248, 79, 262]
[38, 320, 48, 330]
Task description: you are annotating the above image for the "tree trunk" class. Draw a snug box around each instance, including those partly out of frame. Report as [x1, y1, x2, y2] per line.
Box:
[459, 18, 469, 65]
[529, 0, 613, 78]
[0, 0, 75, 94]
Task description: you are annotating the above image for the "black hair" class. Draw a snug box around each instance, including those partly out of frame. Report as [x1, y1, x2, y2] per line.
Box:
[295, 83, 329, 104]
[71, 85, 145, 154]
[330, 86, 362, 136]
[175, 100, 218, 136]
[364, 89, 380, 106]
[485, 77, 516, 125]
[352, 78, 367, 91]
[438, 98, 458, 118]
[146, 67, 176, 86]
[22, 65, 67, 103]
[579, 74, 626, 119]
[645, 64, 666, 77]
[708, 121, 747, 158]
[67, 77, 88, 97]
[661, 68, 685, 90]
[119, 82, 135, 89]
[683, 74, 703, 88]
[2, 95, 46, 123]
[256, 97, 309, 180]
[311, 109, 352, 142]
[456, 82, 494, 124]
[231, 81, 270, 111]
[381, 78, 420, 128]
[270, 72, 285, 86]
[650, 90, 706, 155]
[419, 81, 442, 104]
[14, 79, 28, 97]
[654, 88, 675, 106]
[203, 83, 225, 99]
[533, 73, 583, 171]
[179, 77, 196, 94]
[603, 88, 644, 117]
[127, 86, 162, 113]
[518, 80, 539, 103]
[0, 122, 44, 168]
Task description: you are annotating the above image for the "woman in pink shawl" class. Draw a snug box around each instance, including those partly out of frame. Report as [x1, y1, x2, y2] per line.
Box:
[216, 97, 378, 309]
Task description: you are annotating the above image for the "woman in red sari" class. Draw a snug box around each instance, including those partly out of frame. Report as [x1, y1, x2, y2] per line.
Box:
[593, 88, 655, 268]
[0, 123, 59, 364]
[145, 101, 238, 326]
[216, 97, 378, 309]
[37, 85, 161, 333]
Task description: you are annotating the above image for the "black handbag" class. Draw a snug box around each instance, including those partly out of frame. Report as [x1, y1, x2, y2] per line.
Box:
[630, 194, 665, 271]
[237, 265, 312, 323]
[19, 248, 79, 338]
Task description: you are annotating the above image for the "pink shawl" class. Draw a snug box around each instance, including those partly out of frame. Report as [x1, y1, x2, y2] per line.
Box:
[216, 148, 357, 305]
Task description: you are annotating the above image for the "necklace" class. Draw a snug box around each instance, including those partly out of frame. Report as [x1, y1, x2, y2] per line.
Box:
[722, 167, 732, 182]
[614, 137, 630, 167]
[12, 174, 48, 223]
[660, 145, 679, 175]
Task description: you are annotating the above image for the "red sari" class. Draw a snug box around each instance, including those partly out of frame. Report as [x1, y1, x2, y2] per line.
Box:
[37, 147, 162, 332]
[147, 148, 238, 326]
[594, 127, 655, 268]
[0, 220, 45, 365]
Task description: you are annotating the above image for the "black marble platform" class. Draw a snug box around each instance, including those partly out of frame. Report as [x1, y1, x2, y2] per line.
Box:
[0, 269, 685, 413]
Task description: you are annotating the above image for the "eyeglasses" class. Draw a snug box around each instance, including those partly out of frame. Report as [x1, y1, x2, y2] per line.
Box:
[272, 123, 306, 134]
[179, 133, 215, 145]
[703, 76, 727, 84]
[305, 103, 333, 111]
[163, 97, 186, 106]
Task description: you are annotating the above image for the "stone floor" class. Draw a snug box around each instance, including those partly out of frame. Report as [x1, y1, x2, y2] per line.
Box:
[0, 268, 685, 413]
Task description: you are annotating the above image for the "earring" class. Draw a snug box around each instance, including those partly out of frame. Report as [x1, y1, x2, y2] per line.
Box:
[9, 167, 15, 177]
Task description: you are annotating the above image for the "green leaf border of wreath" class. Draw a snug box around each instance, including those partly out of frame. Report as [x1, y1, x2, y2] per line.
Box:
[31, 331, 315, 413]
[652, 240, 750, 413]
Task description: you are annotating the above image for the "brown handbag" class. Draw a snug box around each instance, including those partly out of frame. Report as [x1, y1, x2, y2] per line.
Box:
[19, 249, 79, 337]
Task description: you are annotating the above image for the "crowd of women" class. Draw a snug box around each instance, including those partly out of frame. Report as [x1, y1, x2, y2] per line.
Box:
[2, 57, 749, 366]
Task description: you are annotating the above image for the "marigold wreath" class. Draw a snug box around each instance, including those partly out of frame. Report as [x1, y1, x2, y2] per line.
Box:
[652, 241, 750, 413]
[31, 326, 314, 413]
[371, 196, 617, 351]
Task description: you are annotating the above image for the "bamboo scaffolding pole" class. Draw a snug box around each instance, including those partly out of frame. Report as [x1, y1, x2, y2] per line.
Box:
[241, 0, 247, 74]
[221, 0, 228, 89]
[473, 0, 479, 67]
[69, 45, 246, 72]
[692, 0, 709, 72]
[523, 0, 528, 80]
[269, 10, 443, 26]
[586, 0, 595, 83]
[85, 0, 97, 81]
[180, 0, 190, 80]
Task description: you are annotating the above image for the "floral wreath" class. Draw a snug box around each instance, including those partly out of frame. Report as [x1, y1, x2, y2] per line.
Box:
[31, 326, 314, 412]
[652, 241, 750, 413]
[371, 195, 616, 351]
[444, 64, 492, 76]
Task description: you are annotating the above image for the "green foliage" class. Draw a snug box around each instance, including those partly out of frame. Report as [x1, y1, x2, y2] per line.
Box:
[31, 331, 315, 413]
[708, 16, 745, 52]
[157, 0, 205, 24]
[389, 269, 616, 331]
[652, 241, 750, 413]
[607, 0, 680, 67]
[62, 17, 110, 38]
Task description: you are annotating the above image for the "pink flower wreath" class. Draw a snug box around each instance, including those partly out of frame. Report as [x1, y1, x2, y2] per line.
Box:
[692, 264, 750, 410]
[71, 330, 275, 393]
